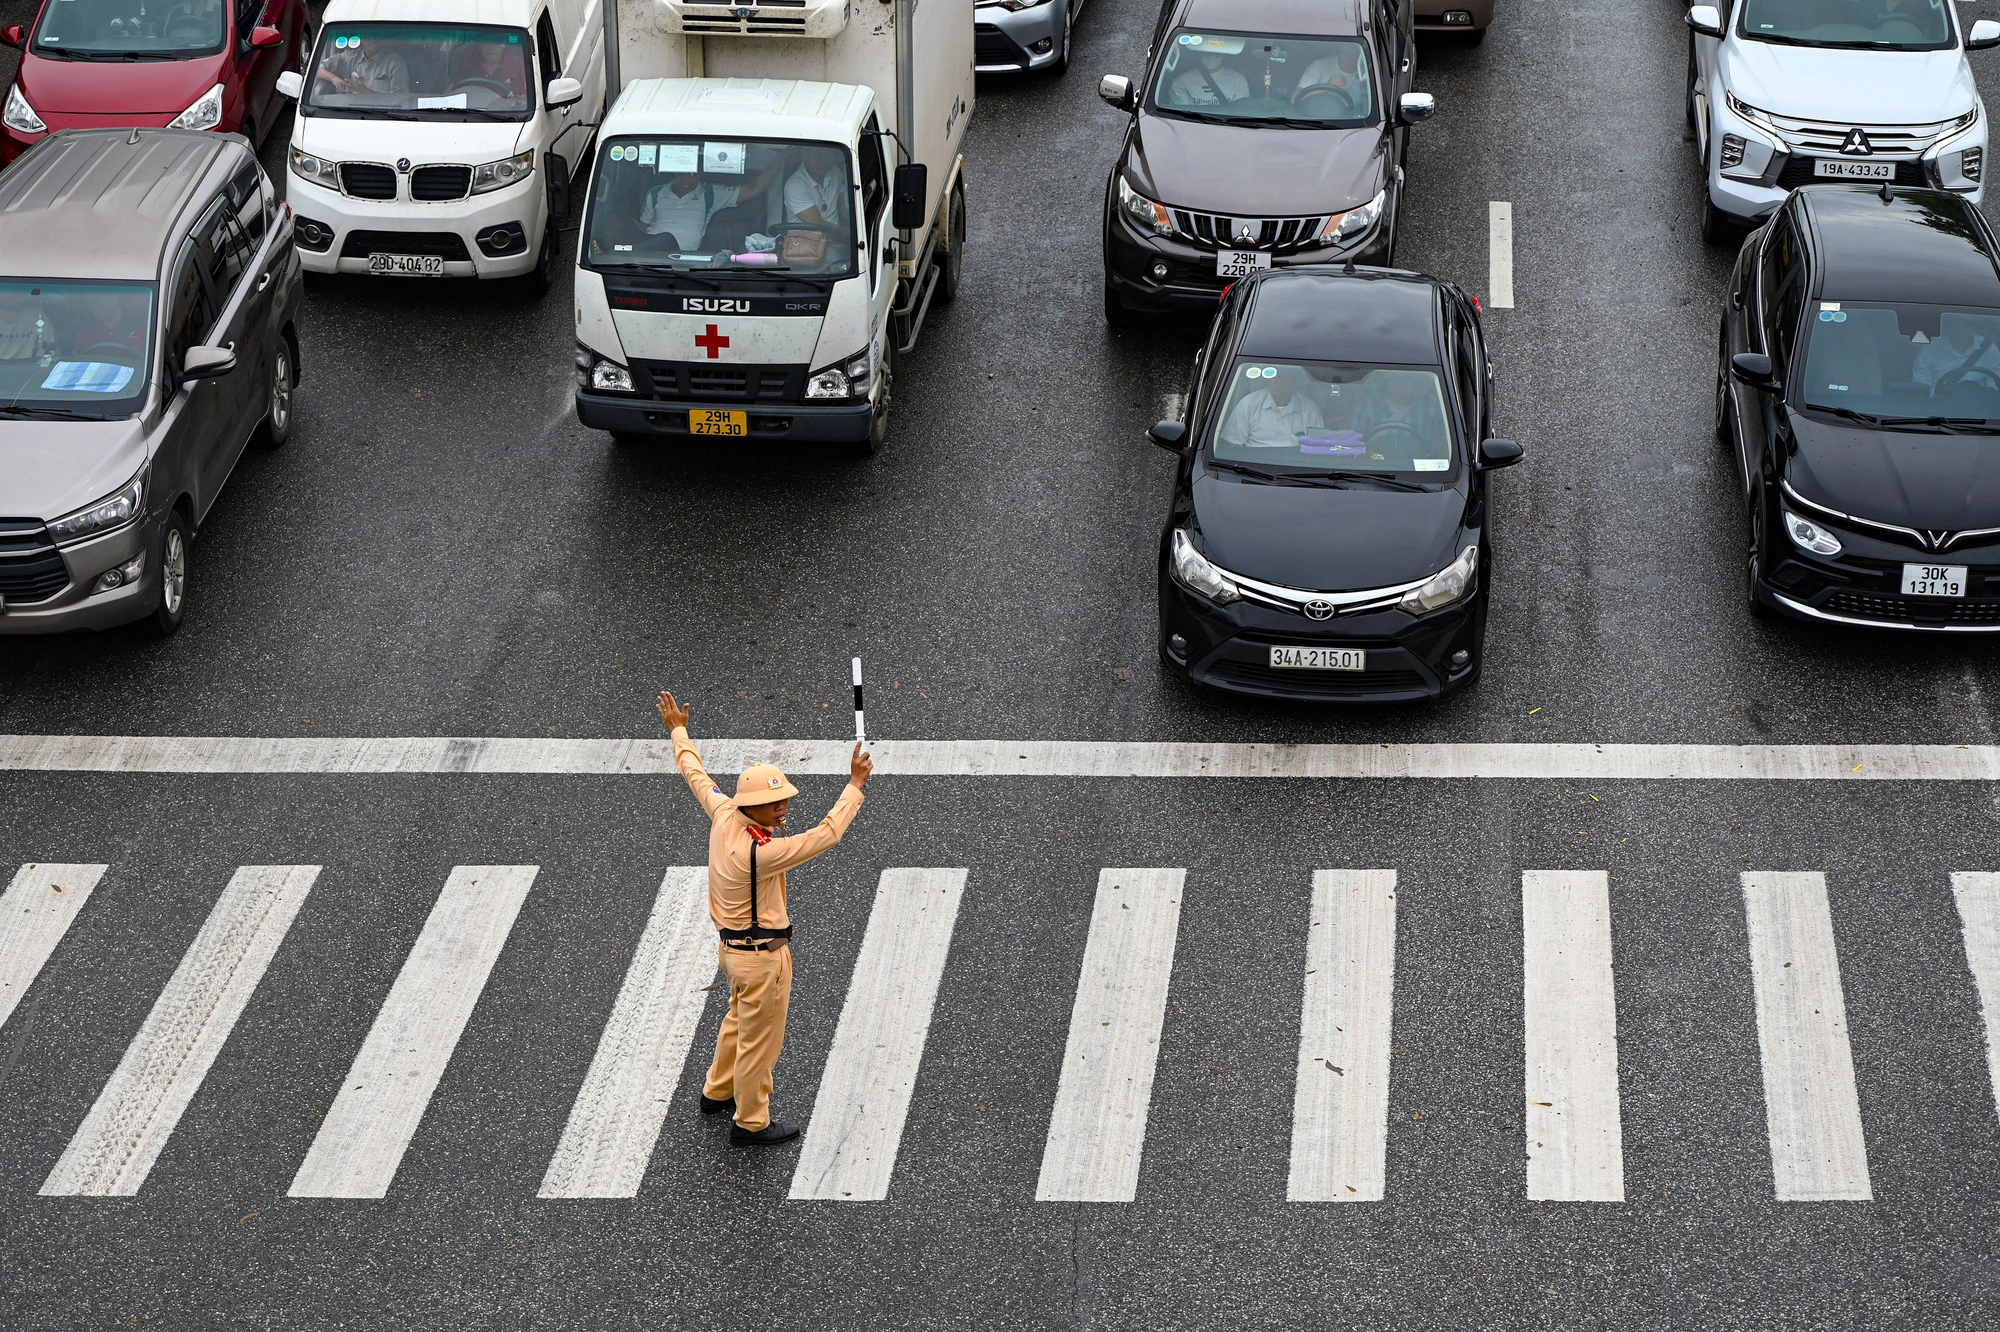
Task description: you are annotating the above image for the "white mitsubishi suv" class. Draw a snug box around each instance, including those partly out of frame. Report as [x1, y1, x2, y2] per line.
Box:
[1687, 0, 2000, 240]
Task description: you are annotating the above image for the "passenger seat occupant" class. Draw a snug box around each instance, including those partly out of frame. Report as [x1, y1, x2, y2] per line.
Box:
[316, 35, 413, 96]
[1171, 51, 1249, 107]
[0, 287, 54, 363]
[1220, 365, 1326, 448]
[640, 162, 782, 251]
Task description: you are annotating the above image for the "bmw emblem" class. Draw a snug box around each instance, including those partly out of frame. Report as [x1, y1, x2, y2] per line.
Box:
[396, 157, 412, 173]
[1304, 598, 1336, 621]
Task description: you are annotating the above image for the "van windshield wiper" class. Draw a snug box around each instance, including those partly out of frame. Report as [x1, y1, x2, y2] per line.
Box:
[0, 403, 104, 420]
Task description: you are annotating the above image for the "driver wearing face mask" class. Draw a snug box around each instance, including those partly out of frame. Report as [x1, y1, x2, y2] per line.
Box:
[1171, 50, 1250, 106]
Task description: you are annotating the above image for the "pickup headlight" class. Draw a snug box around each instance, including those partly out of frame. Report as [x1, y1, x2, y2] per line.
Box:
[168, 83, 226, 132]
[1398, 544, 1478, 615]
[1782, 510, 1842, 557]
[290, 147, 340, 189]
[3, 84, 46, 135]
[1317, 188, 1386, 245]
[48, 470, 146, 546]
[1170, 528, 1240, 605]
[471, 152, 535, 195]
[1117, 176, 1173, 236]
[805, 350, 873, 400]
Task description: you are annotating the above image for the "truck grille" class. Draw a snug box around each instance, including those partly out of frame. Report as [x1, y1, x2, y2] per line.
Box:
[410, 166, 472, 202]
[340, 163, 398, 200]
[1170, 210, 1329, 252]
[0, 520, 70, 605]
[634, 360, 805, 401]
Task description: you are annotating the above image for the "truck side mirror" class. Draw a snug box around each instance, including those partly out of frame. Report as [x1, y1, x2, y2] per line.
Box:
[546, 76, 584, 109]
[1477, 438, 1523, 470]
[546, 152, 571, 222]
[275, 71, 302, 100]
[182, 345, 236, 383]
[892, 163, 927, 231]
[1970, 20, 2000, 52]
[1098, 75, 1136, 112]
[1685, 5, 1724, 38]
[1398, 93, 1436, 125]
[1149, 421, 1187, 451]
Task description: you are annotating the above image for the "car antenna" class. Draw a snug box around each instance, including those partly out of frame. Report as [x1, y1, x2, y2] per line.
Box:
[1880, 178, 1895, 204]
[1342, 256, 1357, 275]
[127, 127, 141, 145]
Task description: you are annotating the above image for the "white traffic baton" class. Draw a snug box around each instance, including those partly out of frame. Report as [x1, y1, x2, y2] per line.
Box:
[851, 657, 866, 747]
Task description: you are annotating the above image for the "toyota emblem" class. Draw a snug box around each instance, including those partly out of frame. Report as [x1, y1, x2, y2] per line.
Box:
[396, 157, 412, 173]
[1304, 598, 1336, 621]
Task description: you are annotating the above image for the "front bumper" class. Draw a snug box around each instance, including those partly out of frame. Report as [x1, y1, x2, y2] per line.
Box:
[575, 390, 875, 444]
[1756, 522, 2000, 631]
[1158, 571, 1484, 702]
[1705, 100, 1987, 223]
[0, 518, 157, 635]
[1414, 0, 1494, 32]
[287, 172, 542, 279]
[1104, 202, 1391, 314]
[975, 2, 1066, 72]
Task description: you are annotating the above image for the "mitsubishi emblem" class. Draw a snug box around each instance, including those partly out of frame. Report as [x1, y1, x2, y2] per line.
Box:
[1235, 227, 1257, 246]
[1840, 129, 1873, 157]
[1304, 598, 1336, 621]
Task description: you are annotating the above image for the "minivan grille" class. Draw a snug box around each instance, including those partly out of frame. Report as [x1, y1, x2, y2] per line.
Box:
[340, 163, 398, 200]
[0, 520, 70, 605]
[410, 166, 472, 202]
[339, 231, 471, 260]
[1170, 210, 1329, 252]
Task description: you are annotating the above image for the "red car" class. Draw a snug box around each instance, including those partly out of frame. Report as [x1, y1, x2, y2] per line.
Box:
[1, 0, 309, 165]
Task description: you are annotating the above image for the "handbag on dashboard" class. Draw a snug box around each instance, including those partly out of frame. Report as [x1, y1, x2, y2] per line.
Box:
[781, 228, 828, 267]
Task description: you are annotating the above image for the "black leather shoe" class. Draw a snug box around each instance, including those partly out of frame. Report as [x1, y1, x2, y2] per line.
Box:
[730, 1120, 802, 1147]
[699, 1095, 734, 1117]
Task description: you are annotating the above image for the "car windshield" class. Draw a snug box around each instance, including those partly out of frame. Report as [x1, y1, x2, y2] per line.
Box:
[1149, 30, 1377, 126]
[1210, 360, 1456, 474]
[1737, 0, 1954, 51]
[1799, 301, 2000, 424]
[0, 280, 155, 418]
[304, 24, 534, 120]
[31, 0, 226, 57]
[584, 137, 857, 278]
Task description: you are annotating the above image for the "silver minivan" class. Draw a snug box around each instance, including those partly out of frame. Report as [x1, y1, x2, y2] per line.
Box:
[0, 128, 303, 636]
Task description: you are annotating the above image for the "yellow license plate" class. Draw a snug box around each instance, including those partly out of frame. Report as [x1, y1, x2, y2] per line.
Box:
[690, 409, 747, 437]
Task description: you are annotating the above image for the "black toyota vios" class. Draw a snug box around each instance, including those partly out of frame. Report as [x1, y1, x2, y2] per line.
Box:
[1721, 185, 2000, 630]
[1154, 269, 1523, 701]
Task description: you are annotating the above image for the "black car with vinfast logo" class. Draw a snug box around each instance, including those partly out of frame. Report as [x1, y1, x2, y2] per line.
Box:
[1153, 268, 1522, 701]
[1719, 184, 2000, 629]
[1098, 0, 1433, 325]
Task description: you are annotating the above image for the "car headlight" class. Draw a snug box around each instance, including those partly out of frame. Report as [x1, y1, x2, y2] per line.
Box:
[1398, 544, 1478, 615]
[805, 350, 872, 400]
[3, 84, 46, 135]
[289, 147, 340, 189]
[992, 0, 1053, 8]
[590, 360, 633, 393]
[1725, 92, 1781, 139]
[1170, 528, 1240, 605]
[1117, 176, 1173, 236]
[48, 470, 146, 546]
[471, 152, 535, 195]
[1318, 188, 1386, 246]
[1782, 510, 1842, 557]
[168, 83, 226, 132]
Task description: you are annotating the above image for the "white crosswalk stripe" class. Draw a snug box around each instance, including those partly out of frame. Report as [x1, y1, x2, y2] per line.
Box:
[1036, 869, 1184, 1204]
[42, 866, 319, 1197]
[540, 868, 716, 1200]
[0, 863, 107, 1031]
[791, 868, 967, 1201]
[1287, 870, 1398, 1203]
[290, 865, 536, 1199]
[1523, 870, 1625, 1202]
[1949, 873, 2000, 1127]
[1741, 871, 1873, 1202]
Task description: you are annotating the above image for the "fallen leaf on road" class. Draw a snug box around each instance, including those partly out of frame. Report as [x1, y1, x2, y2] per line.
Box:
[239, 1213, 260, 1225]
[1324, 1061, 1344, 1076]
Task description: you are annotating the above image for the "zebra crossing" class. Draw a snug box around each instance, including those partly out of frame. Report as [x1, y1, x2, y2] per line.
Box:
[5, 858, 2000, 1205]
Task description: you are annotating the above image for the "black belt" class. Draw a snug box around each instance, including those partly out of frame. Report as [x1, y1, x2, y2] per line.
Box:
[718, 833, 793, 946]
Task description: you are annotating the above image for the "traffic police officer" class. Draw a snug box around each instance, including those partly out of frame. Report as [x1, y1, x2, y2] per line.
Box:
[657, 690, 873, 1146]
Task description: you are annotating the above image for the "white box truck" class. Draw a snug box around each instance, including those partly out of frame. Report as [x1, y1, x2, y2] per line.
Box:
[570, 0, 972, 450]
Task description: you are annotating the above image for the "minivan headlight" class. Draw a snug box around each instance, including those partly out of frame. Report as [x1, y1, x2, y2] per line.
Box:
[1782, 510, 1842, 557]
[3, 84, 46, 135]
[1117, 176, 1173, 236]
[48, 470, 146, 545]
[1318, 188, 1386, 245]
[805, 350, 872, 400]
[290, 147, 340, 188]
[1170, 528, 1240, 605]
[1398, 544, 1478, 615]
[471, 152, 535, 195]
[168, 83, 226, 132]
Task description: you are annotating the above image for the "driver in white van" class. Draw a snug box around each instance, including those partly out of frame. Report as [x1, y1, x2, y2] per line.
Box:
[782, 146, 848, 226]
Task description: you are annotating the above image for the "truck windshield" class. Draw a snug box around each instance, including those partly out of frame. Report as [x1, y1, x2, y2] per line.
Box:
[31, 0, 225, 58]
[1150, 30, 1378, 126]
[1737, 0, 1953, 51]
[304, 24, 535, 120]
[0, 280, 155, 419]
[585, 137, 857, 279]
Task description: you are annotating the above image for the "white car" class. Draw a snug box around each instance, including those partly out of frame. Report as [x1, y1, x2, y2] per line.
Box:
[1686, 0, 2000, 240]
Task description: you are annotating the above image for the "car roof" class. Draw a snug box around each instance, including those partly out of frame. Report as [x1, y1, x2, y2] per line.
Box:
[1175, 0, 1365, 38]
[1236, 270, 1443, 365]
[0, 130, 231, 282]
[322, 0, 543, 28]
[1800, 187, 2000, 306]
[607, 79, 874, 143]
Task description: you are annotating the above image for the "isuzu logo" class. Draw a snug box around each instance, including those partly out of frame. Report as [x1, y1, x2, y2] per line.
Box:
[1304, 598, 1336, 621]
[1840, 129, 1874, 157]
[681, 298, 752, 313]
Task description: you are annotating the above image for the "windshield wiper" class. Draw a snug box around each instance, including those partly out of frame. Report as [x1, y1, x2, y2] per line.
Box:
[0, 403, 104, 421]
[1291, 469, 1434, 492]
[1159, 108, 1235, 125]
[427, 107, 519, 122]
[1205, 457, 1298, 483]
[1810, 404, 1892, 427]
[1743, 32, 1840, 49]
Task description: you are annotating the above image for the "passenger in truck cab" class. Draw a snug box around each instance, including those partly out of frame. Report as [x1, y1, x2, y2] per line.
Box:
[316, 34, 412, 97]
[638, 162, 783, 252]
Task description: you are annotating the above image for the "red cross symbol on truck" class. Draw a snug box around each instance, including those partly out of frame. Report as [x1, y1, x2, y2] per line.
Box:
[694, 324, 730, 359]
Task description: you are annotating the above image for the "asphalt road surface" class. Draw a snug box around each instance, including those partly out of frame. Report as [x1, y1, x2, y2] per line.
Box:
[5, 0, 2000, 1327]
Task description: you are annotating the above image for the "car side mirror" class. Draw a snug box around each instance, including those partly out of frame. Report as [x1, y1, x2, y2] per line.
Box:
[1685, 5, 1724, 38]
[1478, 438, 1523, 470]
[275, 70, 302, 100]
[1398, 92, 1437, 125]
[0, 24, 25, 48]
[1149, 420, 1188, 452]
[545, 152, 571, 221]
[1970, 20, 2000, 52]
[1098, 75, 1136, 113]
[249, 24, 283, 49]
[892, 163, 927, 231]
[1731, 352, 1779, 390]
[546, 76, 584, 108]
[182, 345, 236, 382]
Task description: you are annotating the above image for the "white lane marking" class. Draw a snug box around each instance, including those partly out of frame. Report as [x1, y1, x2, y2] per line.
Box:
[1036, 869, 1184, 1203]
[1488, 201, 1515, 309]
[790, 868, 967, 1201]
[1950, 873, 2000, 1127]
[1287, 869, 1397, 1203]
[11, 735, 2000, 780]
[1741, 871, 1872, 1201]
[0, 863, 107, 1031]
[1523, 870, 1625, 1202]
[539, 868, 715, 1200]
[41, 866, 319, 1196]
[289, 865, 536, 1199]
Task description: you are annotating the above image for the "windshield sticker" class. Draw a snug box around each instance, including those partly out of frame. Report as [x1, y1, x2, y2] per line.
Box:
[1179, 34, 1247, 53]
[637, 144, 657, 166]
[1244, 366, 1264, 379]
[41, 362, 134, 394]
[1298, 431, 1366, 456]
[1820, 302, 1839, 311]
[703, 142, 747, 175]
[1818, 310, 1847, 323]
[657, 143, 699, 173]
[417, 94, 468, 110]
[1914, 330, 1931, 343]
[1412, 459, 1449, 472]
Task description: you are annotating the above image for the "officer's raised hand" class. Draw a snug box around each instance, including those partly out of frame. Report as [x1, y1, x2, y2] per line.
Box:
[657, 690, 691, 732]
[850, 742, 874, 789]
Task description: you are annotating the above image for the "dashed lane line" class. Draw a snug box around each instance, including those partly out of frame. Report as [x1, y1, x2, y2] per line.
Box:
[1489, 201, 1515, 310]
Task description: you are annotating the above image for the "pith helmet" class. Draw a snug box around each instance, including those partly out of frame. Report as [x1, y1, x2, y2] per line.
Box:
[732, 763, 799, 806]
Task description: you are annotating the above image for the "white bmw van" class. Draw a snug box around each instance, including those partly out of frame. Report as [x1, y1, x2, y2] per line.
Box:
[274, 0, 605, 289]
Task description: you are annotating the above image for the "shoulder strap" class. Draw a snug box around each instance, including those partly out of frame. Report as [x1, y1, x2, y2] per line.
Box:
[719, 826, 792, 942]
[749, 835, 759, 930]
